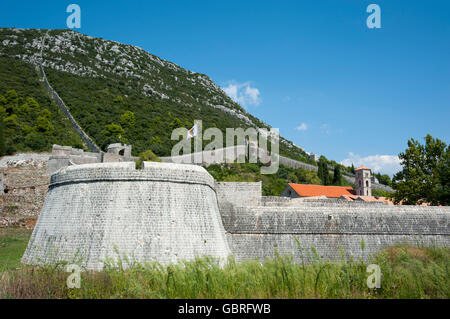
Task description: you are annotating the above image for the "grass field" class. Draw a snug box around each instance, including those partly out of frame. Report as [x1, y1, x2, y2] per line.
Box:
[0, 228, 449, 299]
[0, 228, 32, 271]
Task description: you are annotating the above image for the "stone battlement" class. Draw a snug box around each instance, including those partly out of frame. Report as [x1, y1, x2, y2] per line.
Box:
[46, 144, 138, 175]
[50, 162, 215, 189]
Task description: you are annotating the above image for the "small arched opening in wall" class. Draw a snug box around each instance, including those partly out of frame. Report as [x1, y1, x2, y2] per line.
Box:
[366, 180, 369, 187]
[119, 149, 125, 156]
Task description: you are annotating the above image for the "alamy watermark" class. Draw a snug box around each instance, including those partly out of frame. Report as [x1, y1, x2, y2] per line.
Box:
[66, 4, 81, 29]
[66, 264, 81, 289]
[366, 4, 381, 29]
[366, 264, 381, 289]
[171, 121, 279, 174]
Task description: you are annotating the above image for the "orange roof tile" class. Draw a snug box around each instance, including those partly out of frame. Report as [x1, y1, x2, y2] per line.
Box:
[355, 166, 371, 171]
[288, 183, 356, 198]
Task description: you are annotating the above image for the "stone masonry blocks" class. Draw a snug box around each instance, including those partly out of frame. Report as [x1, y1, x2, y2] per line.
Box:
[22, 162, 231, 270]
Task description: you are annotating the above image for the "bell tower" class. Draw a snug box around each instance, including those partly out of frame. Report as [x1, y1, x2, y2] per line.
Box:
[355, 166, 371, 196]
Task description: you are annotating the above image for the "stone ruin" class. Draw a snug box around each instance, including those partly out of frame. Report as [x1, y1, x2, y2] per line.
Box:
[46, 144, 137, 175]
[22, 161, 450, 270]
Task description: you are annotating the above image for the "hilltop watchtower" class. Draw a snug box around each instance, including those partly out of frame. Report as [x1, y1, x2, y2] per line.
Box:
[355, 166, 371, 196]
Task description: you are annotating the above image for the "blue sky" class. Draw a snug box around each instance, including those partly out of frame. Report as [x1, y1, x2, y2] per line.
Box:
[1, 0, 449, 175]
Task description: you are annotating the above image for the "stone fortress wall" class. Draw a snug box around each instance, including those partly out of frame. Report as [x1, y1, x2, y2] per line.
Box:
[22, 162, 231, 270]
[218, 184, 449, 262]
[39, 65, 102, 153]
[22, 164, 449, 269]
[161, 145, 394, 192]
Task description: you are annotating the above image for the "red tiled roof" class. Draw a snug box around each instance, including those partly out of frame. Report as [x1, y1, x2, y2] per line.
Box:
[355, 166, 371, 171]
[288, 183, 356, 198]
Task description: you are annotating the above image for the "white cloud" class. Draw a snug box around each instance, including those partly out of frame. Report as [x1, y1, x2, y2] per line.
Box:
[295, 123, 308, 131]
[320, 123, 342, 135]
[321, 123, 331, 135]
[222, 81, 261, 107]
[340, 152, 402, 176]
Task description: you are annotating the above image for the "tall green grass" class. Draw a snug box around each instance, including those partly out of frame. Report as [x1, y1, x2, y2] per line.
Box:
[1, 244, 449, 299]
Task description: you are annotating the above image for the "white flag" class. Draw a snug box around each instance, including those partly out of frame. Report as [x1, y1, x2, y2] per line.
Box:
[187, 124, 198, 139]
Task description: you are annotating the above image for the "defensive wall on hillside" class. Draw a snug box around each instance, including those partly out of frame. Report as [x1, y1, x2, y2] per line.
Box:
[39, 65, 102, 153]
[162, 145, 394, 192]
[22, 163, 449, 269]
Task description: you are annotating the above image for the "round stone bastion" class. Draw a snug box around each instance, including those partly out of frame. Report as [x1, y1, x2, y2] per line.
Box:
[21, 162, 231, 270]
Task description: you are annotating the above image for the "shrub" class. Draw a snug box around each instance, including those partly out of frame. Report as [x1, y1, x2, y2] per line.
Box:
[136, 149, 162, 169]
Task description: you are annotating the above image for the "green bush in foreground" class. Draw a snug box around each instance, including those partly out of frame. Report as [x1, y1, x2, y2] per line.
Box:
[0, 244, 448, 299]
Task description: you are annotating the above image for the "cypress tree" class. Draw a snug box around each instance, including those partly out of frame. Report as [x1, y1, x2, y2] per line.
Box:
[333, 165, 342, 185]
[318, 161, 324, 183]
[318, 156, 330, 185]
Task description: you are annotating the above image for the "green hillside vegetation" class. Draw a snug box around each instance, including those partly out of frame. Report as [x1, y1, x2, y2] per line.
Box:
[0, 57, 83, 154]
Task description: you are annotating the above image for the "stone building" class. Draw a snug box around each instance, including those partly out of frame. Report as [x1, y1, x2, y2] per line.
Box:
[281, 166, 379, 201]
[106, 143, 132, 157]
[281, 183, 355, 198]
[355, 166, 372, 196]
[309, 153, 319, 162]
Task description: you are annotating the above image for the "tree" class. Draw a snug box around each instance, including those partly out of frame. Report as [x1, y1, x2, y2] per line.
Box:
[318, 156, 331, 185]
[150, 136, 162, 145]
[104, 123, 125, 139]
[36, 116, 55, 134]
[350, 164, 355, 174]
[26, 97, 39, 110]
[4, 114, 18, 128]
[332, 165, 342, 185]
[113, 95, 124, 103]
[4, 90, 18, 105]
[392, 134, 449, 206]
[169, 117, 182, 130]
[295, 167, 321, 185]
[435, 147, 450, 205]
[120, 110, 136, 128]
[373, 172, 391, 186]
[136, 149, 162, 169]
